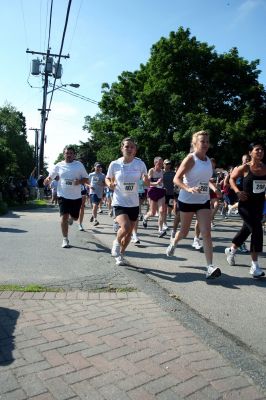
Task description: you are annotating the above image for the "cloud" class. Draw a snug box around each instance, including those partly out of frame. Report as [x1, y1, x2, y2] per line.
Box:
[236, 0, 263, 22]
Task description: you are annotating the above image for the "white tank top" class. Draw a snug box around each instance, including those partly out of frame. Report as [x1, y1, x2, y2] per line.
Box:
[149, 169, 164, 188]
[178, 153, 212, 204]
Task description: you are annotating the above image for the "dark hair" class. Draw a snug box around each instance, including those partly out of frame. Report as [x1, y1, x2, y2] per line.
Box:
[248, 142, 264, 151]
[63, 145, 76, 154]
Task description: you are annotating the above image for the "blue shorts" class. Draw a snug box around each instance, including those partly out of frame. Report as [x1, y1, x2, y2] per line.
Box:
[90, 194, 101, 204]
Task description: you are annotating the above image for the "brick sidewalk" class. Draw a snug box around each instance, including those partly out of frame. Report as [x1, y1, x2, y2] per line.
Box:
[0, 291, 265, 400]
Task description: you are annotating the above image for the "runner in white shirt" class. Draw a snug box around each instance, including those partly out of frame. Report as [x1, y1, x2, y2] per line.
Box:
[166, 131, 222, 280]
[44, 146, 89, 248]
[105, 137, 149, 266]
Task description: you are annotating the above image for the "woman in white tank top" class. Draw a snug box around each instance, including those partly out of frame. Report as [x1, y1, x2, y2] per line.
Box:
[166, 130, 222, 280]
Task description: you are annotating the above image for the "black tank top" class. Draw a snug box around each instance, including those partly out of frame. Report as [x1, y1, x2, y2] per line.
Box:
[242, 167, 266, 204]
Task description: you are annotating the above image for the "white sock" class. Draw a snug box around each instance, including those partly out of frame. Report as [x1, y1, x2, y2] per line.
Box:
[251, 261, 258, 268]
[230, 246, 237, 254]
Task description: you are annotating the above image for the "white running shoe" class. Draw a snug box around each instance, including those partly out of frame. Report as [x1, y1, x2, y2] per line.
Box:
[158, 230, 167, 238]
[111, 240, 120, 257]
[225, 248, 236, 266]
[115, 255, 127, 266]
[249, 264, 265, 278]
[162, 223, 169, 231]
[78, 224, 84, 231]
[113, 221, 120, 233]
[62, 238, 70, 248]
[206, 265, 221, 279]
[171, 230, 176, 239]
[166, 242, 176, 257]
[192, 237, 202, 250]
[131, 235, 140, 244]
[68, 217, 73, 225]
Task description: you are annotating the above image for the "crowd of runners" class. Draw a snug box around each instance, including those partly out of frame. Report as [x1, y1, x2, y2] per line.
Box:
[44, 132, 266, 280]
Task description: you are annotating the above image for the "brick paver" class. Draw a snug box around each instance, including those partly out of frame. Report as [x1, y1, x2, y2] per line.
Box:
[0, 292, 265, 399]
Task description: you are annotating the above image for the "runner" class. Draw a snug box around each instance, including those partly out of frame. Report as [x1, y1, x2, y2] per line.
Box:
[88, 162, 105, 226]
[224, 142, 266, 277]
[166, 130, 222, 279]
[105, 137, 148, 266]
[44, 146, 89, 248]
[142, 157, 167, 237]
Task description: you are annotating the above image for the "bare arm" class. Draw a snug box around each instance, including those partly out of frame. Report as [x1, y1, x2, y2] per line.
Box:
[173, 154, 199, 193]
[229, 165, 248, 201]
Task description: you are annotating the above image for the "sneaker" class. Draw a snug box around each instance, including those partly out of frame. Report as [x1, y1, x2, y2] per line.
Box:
[227, 205, 232, 216]
[113, 221, 120, 233]
[211, 222, 215, 229]
[98, 209, 103, 214]
[111, 240, 120, 257]
[90, 216, 94, 222]
[239, 243, 248, 253]
[166, 242, 176, 257]
[249, 264, 265, 278]
[206, 265, 221, 279]
[192, 237, 203, 250]
[142, 218, 148, 228]
[62, 238, 70, 248]
[225, 248, 236, 266]
[171, 229, 176, 239]
[93, 220, 99, 226]
[78, 224, 84, 231]
[158, 230, 167, 238]
[139, 214, 143, 221]
[162, 223, 169, 231]
[109, 210, 113, 217]
[131, 236, 140, 244]
[115, 255, 127, 266]
[68, 217, 73, 225]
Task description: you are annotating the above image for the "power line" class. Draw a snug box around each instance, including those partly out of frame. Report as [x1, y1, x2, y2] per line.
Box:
[58, 87, 99, 105]
[47, 0, 72, 118]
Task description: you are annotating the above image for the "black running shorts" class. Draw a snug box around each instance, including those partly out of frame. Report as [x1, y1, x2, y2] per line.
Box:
[58, 197, 82, 219]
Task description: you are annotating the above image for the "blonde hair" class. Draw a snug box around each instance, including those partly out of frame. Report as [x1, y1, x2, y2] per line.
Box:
[191, 130, 209, 147]
[120, 137, 136, 147]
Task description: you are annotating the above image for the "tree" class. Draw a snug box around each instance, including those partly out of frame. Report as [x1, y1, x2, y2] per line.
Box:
[0, 104, 35, 178]
[83, 27, 266, 168]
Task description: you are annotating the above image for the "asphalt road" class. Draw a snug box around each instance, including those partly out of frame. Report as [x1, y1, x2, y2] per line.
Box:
[1, 205, 266, 366]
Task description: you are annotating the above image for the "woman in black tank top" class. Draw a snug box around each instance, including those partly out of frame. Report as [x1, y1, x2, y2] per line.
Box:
[225, 143, 266, 278]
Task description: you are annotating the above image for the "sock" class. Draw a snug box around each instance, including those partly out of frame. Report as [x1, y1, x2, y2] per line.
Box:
[251, 261, 258, 268]
[230, 246, 237, 254]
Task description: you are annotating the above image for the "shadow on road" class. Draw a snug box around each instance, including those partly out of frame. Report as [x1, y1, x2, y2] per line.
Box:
[127, 265, 266, 289]
[0, 227, 27, 233]
[0, 307, 20, 365]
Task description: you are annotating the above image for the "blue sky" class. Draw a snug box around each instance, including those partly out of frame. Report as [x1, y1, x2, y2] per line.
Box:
[1, 0, 265, 169]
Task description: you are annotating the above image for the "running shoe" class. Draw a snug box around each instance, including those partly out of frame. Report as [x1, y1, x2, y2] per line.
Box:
[62, 238, 70, 248]
[142, 218, 148, 228]
[249, 264, 265, 278]
[115, 255, 127, 266]
[158, 230, 167, 238]
[225, 248, 236, 266]
[239, 243, 248, 253]
[93, 220, 99, 226]
[162, 223, 169, 231]
[109, 210, 113, 217]
[166, 242, 176, 257]
[78, 224, 84, 231]
[113, 221, 120, 233]
[90, 216, 94, 222]
[192, 237, 203, 250]
[111, 240, 120, 257]
[131, 235, 140, 244]
[227, 205, 232, 216]
[98, 209, 103, 214]
[171, 229, 176, 239]
[206, 265, 221, 279]
[139, 214, 143, 221]
[68, 217, 73, 225]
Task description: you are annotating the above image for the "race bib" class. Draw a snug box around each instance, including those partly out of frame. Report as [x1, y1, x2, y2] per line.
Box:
[122, 182, 136, 193]
[63, 179, 73, 186]
[253, 180, 266, 194]
[198, 182, 209, 194]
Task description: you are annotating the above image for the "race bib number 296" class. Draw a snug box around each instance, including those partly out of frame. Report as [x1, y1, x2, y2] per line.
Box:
[253, 180, 266, 194]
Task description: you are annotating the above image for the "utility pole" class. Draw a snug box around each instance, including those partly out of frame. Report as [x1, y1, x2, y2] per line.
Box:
[26, 48, 70, 174]
[29, 128, 41, 176]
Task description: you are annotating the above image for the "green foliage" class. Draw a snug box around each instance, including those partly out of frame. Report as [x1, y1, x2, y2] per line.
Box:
[82, 27, 266, 168]
[0, 104, 35, 179]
